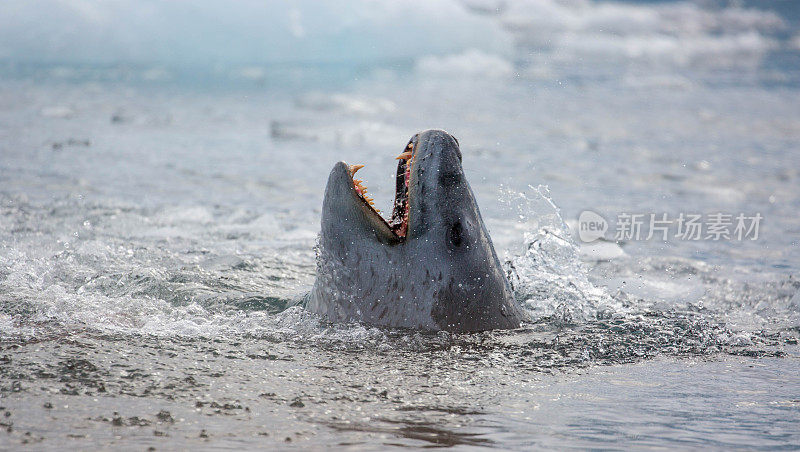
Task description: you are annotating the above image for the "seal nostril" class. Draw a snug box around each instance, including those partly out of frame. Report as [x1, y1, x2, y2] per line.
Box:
[449, 221, 462, 247]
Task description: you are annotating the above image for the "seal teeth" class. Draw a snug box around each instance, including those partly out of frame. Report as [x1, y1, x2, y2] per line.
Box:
[395, 151, 412, 160]
[348, 164, 365, 176]
[348, 164, 382, 215]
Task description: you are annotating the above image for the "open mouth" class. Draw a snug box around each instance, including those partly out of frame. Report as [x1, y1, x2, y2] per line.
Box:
[347, 141, 415, 240]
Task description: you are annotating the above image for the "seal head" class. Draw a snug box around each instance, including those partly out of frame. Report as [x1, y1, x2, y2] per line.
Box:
[309, 129, 525, 332]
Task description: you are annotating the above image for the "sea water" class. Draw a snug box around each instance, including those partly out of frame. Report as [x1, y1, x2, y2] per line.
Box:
[1, 0, 799, 449]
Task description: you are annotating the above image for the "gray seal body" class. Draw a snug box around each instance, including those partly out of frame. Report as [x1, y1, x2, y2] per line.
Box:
[309, 130, 525, 332]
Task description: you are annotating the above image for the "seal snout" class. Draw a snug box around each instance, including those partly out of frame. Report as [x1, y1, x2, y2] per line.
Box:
[414, 129, 462, 162]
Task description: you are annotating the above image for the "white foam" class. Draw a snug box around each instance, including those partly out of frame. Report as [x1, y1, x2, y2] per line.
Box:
[154, 206, 214, 224]
[415, 49, 514, 78]
[272, 119, 407, 148]
[296, 93, 396, 116]
[579, 241, 626, 261]
[39, 106, 75, 118]
[603, 276, 705, 305]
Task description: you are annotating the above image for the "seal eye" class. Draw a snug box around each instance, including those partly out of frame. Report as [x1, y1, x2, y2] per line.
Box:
[449, 221, 463, 247]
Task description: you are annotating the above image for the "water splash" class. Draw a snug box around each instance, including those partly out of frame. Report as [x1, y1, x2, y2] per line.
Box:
[499, 185, 621, 324]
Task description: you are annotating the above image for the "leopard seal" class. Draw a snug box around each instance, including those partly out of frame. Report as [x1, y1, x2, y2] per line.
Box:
[309, 129, 525, 332]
